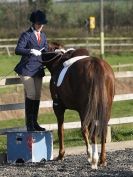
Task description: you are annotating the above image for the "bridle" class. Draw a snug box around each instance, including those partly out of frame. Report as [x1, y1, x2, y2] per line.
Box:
[42, 52, 63, 63]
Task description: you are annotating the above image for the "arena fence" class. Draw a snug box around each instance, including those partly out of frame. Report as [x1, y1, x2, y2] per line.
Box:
[1, 37, 133, 55]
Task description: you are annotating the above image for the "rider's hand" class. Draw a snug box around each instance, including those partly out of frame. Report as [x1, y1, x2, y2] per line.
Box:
[55, 49, 66, 54]
[30, 49, 41, 56]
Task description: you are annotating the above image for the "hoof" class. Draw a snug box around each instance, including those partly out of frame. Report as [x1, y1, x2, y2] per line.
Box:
[91, 163, 98, 170]
[56, 156, 64, 161]
[98, 161, 107, 167]
[88, 157, 92, 164]
[54, 151, 65, 161]
[54, 155, 64, 161]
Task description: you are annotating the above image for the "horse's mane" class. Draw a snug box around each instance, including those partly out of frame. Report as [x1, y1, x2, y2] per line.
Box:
[42, 45, 90, 72]
[60, 48, 89, 63]
[48, 42, 64, 52]
[71, 48, 89, 57]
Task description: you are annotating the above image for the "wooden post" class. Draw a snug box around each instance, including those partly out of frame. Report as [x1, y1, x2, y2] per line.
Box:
[100, 0, 104, 58]
[106, 126, 111, 143]
[6, 47, 11, 56]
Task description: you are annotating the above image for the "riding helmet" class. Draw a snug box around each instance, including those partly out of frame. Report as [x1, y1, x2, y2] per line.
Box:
[30, 10, 48, 24]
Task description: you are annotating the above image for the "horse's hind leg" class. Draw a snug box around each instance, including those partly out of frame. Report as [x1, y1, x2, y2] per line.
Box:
[91, 128, 99, 170]
[99, 108, 112, 166]
[99, 127, 107, 166]
[81, 124, 92, 164]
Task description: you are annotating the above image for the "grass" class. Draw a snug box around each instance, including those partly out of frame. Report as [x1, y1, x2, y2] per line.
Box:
[111, 100, 133, 118]
[0, 100, 132, 129]
[112, 124, 133, 142]
[0, 53, 133, 78]
[105, 53, 133, 65]
[0, 55, 19, 77]
[0, 85, 21, 94]
[0, 53, 132, 85]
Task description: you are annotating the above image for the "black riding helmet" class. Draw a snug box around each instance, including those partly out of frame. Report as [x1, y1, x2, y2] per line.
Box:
[30, 10, 48, 24]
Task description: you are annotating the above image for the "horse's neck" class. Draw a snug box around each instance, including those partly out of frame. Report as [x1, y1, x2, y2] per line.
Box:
[46, 59, 63, 76]
[46, 51, 76, 75]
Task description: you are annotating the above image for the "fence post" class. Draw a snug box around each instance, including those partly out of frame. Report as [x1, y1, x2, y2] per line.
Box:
[106, 126, 111, 143]
[6, 47, 11, 56]
[117, 62, 120, 72]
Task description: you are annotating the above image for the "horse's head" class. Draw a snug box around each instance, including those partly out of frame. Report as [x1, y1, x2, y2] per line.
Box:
[41, 44, 89, 75]
[48, 42, 64, 52]
[42, 42, 73, 74]
[41, 51, 63, 74]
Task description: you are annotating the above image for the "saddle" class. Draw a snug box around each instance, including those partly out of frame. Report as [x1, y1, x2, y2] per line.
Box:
[57, 55, 89, 87]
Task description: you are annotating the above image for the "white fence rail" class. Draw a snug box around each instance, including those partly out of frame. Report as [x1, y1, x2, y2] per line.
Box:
[0, 93, 133, 112]
[0, 72, 133, 86]
[40, 116, 133, 131]
[1, 37, 133, 55]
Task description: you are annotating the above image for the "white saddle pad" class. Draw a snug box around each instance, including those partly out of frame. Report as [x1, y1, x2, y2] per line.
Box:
[57, 55, 89, 87]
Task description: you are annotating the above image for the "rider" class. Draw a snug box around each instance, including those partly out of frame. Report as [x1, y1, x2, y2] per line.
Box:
[14, 10, 48, 131]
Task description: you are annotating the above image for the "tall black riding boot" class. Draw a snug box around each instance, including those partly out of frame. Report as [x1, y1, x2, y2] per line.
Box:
[33, 100, 45, 131]
[25, 97, 36, 131]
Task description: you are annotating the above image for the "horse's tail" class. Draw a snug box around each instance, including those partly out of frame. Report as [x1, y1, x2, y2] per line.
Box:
[82, 57, 114, 138]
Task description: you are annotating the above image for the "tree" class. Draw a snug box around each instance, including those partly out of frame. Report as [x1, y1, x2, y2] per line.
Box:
[28, 0, 53, 13]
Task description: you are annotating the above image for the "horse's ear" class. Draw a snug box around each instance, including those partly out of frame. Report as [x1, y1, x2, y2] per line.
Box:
[48, 42, 64, 52]
[48, 45, 55, 52]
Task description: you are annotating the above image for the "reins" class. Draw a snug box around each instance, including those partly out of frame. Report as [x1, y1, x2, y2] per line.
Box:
[42, 52, 63, 63]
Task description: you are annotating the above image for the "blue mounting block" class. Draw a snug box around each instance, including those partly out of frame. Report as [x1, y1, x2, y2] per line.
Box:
[7, 131, 53, 163]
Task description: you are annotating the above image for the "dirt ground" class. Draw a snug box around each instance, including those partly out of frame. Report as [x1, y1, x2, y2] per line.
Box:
[0, 141, 133, 177]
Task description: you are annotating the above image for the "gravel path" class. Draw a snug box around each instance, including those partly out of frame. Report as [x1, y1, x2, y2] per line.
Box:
[0, 141, 133, 177]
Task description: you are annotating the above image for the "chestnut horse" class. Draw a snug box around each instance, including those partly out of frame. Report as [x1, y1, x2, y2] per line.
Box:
[41, 48, 115, 169]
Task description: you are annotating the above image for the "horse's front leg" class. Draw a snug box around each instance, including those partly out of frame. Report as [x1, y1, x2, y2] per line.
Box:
[53, 103, 65, 160]
[57, 117, 65, 160]
[91, 129, 99, 170]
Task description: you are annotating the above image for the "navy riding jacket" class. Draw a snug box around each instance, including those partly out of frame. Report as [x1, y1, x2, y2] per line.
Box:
[14, 27, 48, 77]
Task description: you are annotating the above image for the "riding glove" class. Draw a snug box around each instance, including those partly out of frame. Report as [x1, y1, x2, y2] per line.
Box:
[30, 49, 41, 56]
